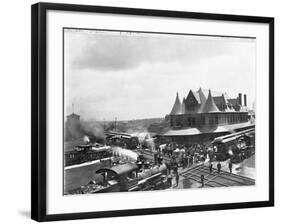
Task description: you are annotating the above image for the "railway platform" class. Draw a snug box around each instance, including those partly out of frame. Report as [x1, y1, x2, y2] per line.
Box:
[176, 164, 255, 188]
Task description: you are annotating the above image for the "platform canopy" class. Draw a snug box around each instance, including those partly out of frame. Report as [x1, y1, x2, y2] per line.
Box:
[161, 122, 254, 136]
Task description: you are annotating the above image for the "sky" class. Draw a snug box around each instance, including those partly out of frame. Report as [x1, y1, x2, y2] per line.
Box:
[64, 29, 256, 121]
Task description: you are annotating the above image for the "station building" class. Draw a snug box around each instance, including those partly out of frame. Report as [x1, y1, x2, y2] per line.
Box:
[161, 88, 254, 143]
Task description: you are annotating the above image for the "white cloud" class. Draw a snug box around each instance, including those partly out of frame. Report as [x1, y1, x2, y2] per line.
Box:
[64, 29, 256, 121]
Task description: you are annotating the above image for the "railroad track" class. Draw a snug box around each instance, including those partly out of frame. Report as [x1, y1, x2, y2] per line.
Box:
[180, 164, 255, 187]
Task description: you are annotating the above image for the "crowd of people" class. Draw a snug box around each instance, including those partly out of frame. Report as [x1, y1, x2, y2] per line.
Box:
[154, 142, 214, 167]
[147, 141, 239, 188]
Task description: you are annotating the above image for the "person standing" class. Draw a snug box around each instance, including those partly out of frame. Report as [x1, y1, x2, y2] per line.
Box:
[173, 163, 178, 175]
[217, 162, 221, 174]
[158, 155, 163, 165]
[167, 174, 172, 187]
[183, 156, 187, 168]
[175, 173, 179, 187]
[154, 152, 158, 165]
[200, 174, 205, 187]
[165, 162, 170, 175]
[209, 162, 213, 173]
[228, 160, 233, 174]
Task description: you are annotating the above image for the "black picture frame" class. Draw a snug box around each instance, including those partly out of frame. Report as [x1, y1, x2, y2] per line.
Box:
[31, 2, 274, 222]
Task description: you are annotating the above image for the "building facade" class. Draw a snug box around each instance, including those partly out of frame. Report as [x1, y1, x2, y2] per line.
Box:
[159, 88, 253, 144]
[168, 88, 249, 129]
[65, 113, 83, 140]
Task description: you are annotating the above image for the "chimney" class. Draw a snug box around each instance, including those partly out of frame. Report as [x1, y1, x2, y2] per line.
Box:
[238, 93, 242, 106]
[244, 94, 247, 107]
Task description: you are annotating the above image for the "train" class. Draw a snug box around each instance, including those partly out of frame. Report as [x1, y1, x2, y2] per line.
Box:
[106, 131, 139, 149]
[212, 128, 255, 162]
[68, 162, 170, 194]
[105, 131, 156, 150]
[64, 143, 112, 167]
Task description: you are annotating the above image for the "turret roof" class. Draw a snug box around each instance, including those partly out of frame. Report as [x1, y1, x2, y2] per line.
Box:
[170, 92, 182, 115]
[200, 89, 220, 113]
[169, 88, 248, 115]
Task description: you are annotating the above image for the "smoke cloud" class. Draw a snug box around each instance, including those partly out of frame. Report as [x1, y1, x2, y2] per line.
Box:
[80, 120, 106, 140]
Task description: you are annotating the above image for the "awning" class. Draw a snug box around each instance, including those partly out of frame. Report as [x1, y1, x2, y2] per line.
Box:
[161, 122, 254, 137]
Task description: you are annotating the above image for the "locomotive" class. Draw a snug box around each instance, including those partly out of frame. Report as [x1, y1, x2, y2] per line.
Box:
[70, 162, 170, 194]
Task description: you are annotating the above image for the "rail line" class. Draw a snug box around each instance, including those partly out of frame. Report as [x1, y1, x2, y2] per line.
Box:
[180, 164, 255, 187]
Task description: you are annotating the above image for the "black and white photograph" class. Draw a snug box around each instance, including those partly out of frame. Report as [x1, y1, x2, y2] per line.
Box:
[63, 28, 256, 195]
[0, 0, 277, 223]
[29, 2, 274, 222]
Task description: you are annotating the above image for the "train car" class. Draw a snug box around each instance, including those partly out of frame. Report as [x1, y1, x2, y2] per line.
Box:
[212, 128, 255, 162]
[64, 143, 112, 167]
[106, 131, 139, 149]
[73, 162, 169, 194]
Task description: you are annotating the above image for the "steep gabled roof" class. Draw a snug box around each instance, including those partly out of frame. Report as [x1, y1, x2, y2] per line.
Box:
[192, 91, 201, 104]
[197, 87, 207, 105]
[200, 89, 220, 113]
[170, 88, 247, 114]
[213, 95, 225, 105]
[228, 98, 240, 107]
[225, 105, 236, 112]
[186, 90, 200, 104]
[200, 89, 230, 100]
[201, 89, 224, 98]
[181, 97, 186, 114]
[190, 88, 208, 105]
[170, 92, 182, 115]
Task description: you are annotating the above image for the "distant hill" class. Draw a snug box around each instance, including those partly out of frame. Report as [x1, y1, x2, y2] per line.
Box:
[105, 117, 166, 133]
